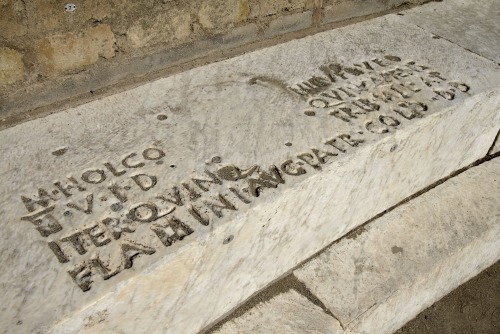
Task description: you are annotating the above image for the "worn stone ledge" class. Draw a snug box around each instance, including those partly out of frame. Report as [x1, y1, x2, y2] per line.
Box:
[212, 157, 500, 333]
[215, 289, 344, 333]
[294, 157, 500, 333]
[400, 0, 500, 64]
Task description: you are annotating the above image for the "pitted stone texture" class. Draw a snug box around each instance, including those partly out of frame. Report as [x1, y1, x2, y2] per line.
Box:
[248, 0, 308, 17]
[215, 290, 343, 334]
[198, 0, 250, 30]
[265, 11, 313, 37]
[0, 47, 25, 86]
[294, 158, 500, 333]
[126, 10, 192, 49]
[322, 0, 429, 24]
[401, 0, 500, 63]
[0, 0, 27, 39]
[27, 0, 115, 38]
[1, 13, 500, 334]
[35, 25, 116, 76]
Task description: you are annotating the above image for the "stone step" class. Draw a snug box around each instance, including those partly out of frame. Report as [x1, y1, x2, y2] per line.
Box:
[214, 289, 344, 334]
[214, 157, 500, 334]
[400, 0, 500, 64]
[0, 1, 499, 333]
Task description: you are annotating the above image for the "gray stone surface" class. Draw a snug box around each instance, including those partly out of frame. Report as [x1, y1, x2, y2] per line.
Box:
[0, 10, 499, 334]
[265, 11, 314, 38]
[215, 290, 343, 334]
[401, 0, 500, 63]
[322, 0, 427, 24]
[294, 158, 500, 334]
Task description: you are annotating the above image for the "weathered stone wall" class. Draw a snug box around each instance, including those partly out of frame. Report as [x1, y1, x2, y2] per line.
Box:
[0, 0, 432, 123]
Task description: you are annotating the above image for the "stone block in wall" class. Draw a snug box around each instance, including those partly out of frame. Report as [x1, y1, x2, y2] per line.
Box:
[248, 0, 308, 18]
[27, 0, 114, 37]
[0, 47, 25, 86]
[35, 25, 115, 76]
[125, 10, 193, 50]
[198, 0, 250, 31]
[121, 0, 250, 51]
[265, 11, 314, 38]
[0, 0, 27, 39]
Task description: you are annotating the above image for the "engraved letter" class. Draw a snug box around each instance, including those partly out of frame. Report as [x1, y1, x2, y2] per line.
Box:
[188, 206, 210, 226]
[309, 99, 330, 109]
[68, 263, 93, 292]
[247, 178, 278, 197]
[131, 174, 158, 191]
[122, 153, 145, 169]
[338, 134, 364, 147]
[54, 177, 86, 198]
[280, 160, 307, 176]
[229, 187, 251, 204]
[365, 121, 389, 134]
[104, 162, 126, 177]
[48, 241, 69, 263]
[312, 148, 337, 164]
[84, 224, 111, 247]
[191, 170, 222, 192]
[108, 184, 128, 203]
[67, 194, 94, 214]
[394, 101, 427, 120]
[21, 189, 56, 212]
[102, 217, 135, 240]
[258, 165, 285, 185]
[81, 169, 107, 184]
[203, 194, 237, 218]
[61, 231, 87, 255]
[157, 186, 184, 206]
[142, 148, 165, 161]
[449, 82, 469, 93]
[21, 207, 63, 237]
[91, 257, 121, 280]
[182, 183, 202, 200]
[121, 242, 156, 269]
[324, 138, 346, 153]
[151, 216, 194, 247]
[127, 203, 161, 223]
[379, 115, 400, 127]
[297, 152, 321, 170]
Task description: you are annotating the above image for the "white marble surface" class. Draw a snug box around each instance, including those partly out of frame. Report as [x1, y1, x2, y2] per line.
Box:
[401, 0, 500, 63]
[294, 158, 500, 333]
[0, 10, 499, 334]
[215, 290, 343, 334]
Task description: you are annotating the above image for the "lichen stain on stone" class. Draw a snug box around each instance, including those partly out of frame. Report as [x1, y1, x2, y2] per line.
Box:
[391, 245, 404, 254]
[52, 147, 68, 156]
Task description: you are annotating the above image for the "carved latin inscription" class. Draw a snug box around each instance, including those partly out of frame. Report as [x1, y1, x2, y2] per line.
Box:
[18, 56, 470, 291]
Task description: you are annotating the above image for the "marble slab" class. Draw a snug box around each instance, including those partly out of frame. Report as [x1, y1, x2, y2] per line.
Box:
[294, 157, 500, 333]
[215, 290, 343, 334]
[401, 0, 500, 63]
[0, 11, 499, 334]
